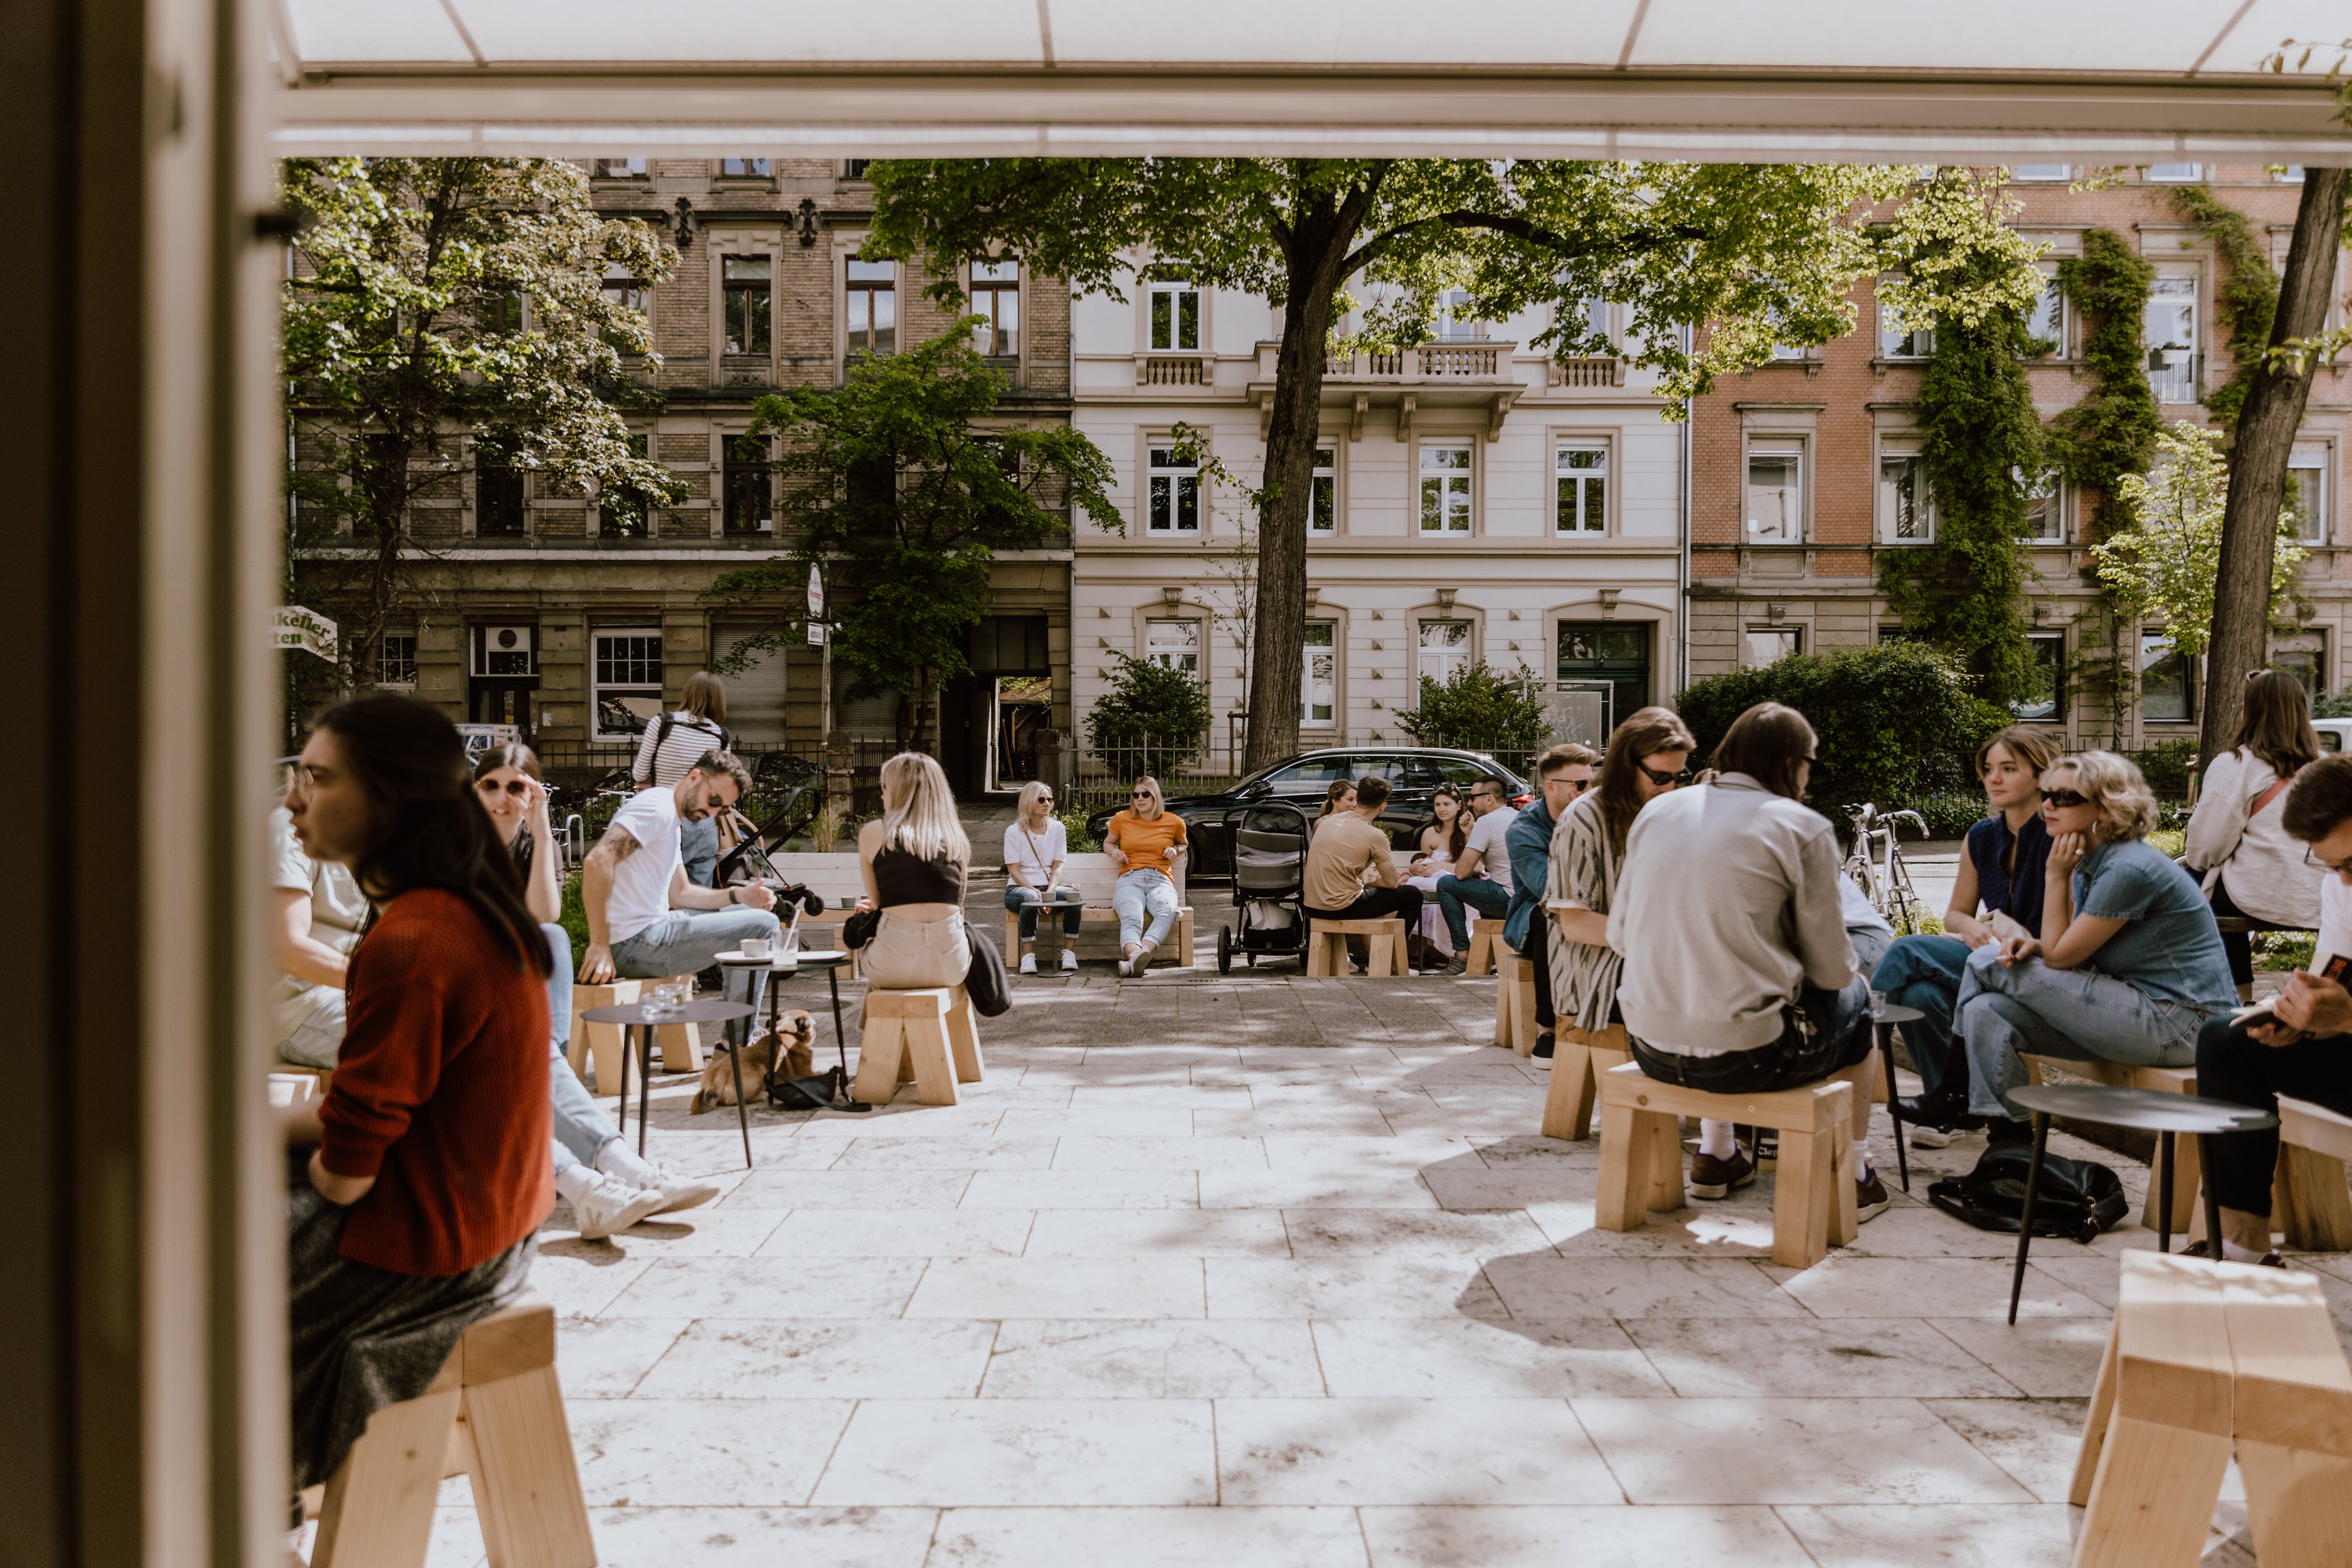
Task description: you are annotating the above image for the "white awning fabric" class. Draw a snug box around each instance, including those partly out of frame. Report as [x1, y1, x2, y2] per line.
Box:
[270, 1, 2352, 165]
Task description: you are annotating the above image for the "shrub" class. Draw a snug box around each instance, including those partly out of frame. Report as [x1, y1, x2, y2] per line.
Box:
[1677, 642, 2008, 827]
[559, 869, 590, 970]
[1392, 660, 1554, 754]
[1056, 807, 1102, 852]
[2316, 687, 2352, 721]
[1890, 794, 1993, 841]
[1086, 652, 1212, 780]
[2127, 738, 2201, 798]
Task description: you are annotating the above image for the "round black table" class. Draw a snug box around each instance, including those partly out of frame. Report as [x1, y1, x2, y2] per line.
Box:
[714, 948, 865, 1111]
[1872, 1002, 1926, 1194]
[578, 999, 755, 1164]
[2003, 1082, 2277, 1323]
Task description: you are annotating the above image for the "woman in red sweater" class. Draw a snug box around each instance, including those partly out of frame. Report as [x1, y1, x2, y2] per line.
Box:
[279, 694, 555, 1507]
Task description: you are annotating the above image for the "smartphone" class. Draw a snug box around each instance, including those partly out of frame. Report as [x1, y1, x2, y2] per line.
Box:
[2233, 953, 2352, 1030]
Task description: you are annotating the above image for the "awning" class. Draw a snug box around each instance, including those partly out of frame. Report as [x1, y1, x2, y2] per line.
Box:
[268, 1, 2352, 166]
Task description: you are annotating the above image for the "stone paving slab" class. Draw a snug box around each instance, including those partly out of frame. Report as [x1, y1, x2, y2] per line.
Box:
[408, 967, 2332, 1566]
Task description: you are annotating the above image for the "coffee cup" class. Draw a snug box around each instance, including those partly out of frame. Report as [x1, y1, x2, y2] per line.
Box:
[742, 936, 770, 958]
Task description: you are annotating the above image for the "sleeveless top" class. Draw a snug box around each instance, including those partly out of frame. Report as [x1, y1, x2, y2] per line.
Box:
[874, 844, 963, 907]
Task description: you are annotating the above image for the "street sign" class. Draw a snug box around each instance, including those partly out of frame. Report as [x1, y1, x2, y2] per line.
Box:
[273, 605, 337, 660]
[806, 563, 824, 619]
[807, 622, 826, 647]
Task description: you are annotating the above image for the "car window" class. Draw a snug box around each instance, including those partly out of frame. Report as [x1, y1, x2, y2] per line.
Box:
[1263, 757, 1355, 789]
[1391, 758, 1444, 789]
[2324, 731, 2343, 755]
[1434, 757, 1493, 788]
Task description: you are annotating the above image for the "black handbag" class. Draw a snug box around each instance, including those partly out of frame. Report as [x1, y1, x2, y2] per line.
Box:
[1927, 1143, 2128, 1244]
[841, 906, 881, 950]
[963, 926, 1011, 1017]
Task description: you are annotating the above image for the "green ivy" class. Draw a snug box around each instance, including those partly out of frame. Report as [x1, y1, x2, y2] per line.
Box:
[2052, 228, 2161, 517]
[2168, 184, 2279, 435]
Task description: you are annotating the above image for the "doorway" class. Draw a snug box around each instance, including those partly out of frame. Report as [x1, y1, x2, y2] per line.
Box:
[1555, 622, 1653, 729]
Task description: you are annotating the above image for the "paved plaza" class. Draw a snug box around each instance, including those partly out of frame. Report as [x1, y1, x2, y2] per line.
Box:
[416, 966, 2345, 1567]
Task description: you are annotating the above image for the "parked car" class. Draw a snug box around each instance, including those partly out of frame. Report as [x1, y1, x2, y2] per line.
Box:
[1083, 747, 1534, 877]
[2316, 718, 2352, 756]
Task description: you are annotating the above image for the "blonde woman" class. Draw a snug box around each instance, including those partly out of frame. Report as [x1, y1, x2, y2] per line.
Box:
[1956, 750, 2237, 1138]
[854, 753, 972, 1004]
[1103, 776, 1187, 977]
[1004, 780, 1081, 974]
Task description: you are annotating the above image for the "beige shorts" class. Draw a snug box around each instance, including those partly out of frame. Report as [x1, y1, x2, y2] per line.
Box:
[861, 911, 972, 1022]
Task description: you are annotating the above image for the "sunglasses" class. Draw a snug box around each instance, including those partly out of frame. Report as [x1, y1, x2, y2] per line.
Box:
[2043, 788, 2090, 809]
[1635, 760, 1692, 788]
[1131, 790, 1153, 798]
[475, 778, 532, 798]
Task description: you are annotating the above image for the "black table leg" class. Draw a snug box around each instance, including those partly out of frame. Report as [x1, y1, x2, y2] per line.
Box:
[2200, 1131, 2226, 1264]
[1880, 1025, 1910, 1194]
[726, 1039, 752, 1170]
[614, 1017, 630, 1137]
[636, 1023, 653, 1157]
[826, 965, 850, 1078]
[2158, 1130, 2176, 1255]
[2008, 1111, 2052, 1325]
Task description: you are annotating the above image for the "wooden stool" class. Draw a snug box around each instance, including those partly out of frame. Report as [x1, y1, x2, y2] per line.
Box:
[1306, 917, 1408, 977]
[2221, 1261, 2352, 1568]
[2272, 1094, 2352, 1253]
[573, 976, 704, 1093]
[1541, 1024, 1632, 1141]
[312, 1293, 593, 1568]
[1493, 950, 1539, 1054]
[2023, 1054, 2198, 1235]
[1595, 1060, 1860, 1269]
[1463, 917, 1502, 977]
[852, 986, 983, 1106]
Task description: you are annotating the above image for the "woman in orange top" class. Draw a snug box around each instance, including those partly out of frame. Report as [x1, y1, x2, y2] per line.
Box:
[1104, 775, 1189, 977]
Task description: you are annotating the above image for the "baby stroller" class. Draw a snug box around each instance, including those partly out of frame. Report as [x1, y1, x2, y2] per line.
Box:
[1216, 802, 1314, 973]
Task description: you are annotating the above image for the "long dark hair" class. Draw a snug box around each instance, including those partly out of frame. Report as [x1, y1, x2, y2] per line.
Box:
[1429, 785, 1469, 857]
[2230, 669, 2320, 779]
[314, 695, 552, 976]
[1594, 706, 1698, 854]
[472, 740, 543, 783]
[1712, 701, 1816, 800]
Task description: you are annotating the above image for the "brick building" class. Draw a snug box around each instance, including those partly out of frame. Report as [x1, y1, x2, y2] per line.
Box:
[290, 157, 1074, 790]
[1687, 164, 2348, 749]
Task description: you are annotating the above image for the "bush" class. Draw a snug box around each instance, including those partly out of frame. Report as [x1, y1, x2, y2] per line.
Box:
[2129, 738, 2200, 798]
[1393, 660, 1555, 754]
[2317, 687, 2352, 721]
[1677, 642, 2010, 827]
[1086, 653, 1212, 780]
[1889, 794, 1993, 840]
[1056, 806, 1102, 852]
[559, 869, 590, 970]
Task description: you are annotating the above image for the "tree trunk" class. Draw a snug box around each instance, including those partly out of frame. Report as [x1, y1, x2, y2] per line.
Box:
[1243, 237, 1347, 773]
[2200, 167, 2349, 760]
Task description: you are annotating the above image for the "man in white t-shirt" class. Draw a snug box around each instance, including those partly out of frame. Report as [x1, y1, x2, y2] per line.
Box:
[1433, 775, 1518, 970]
[270, 802, 370, 1066]
[580, 748, 781, 1036]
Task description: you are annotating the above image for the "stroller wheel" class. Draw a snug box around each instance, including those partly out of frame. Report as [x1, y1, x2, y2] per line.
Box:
[1217, 924, 1234, 975]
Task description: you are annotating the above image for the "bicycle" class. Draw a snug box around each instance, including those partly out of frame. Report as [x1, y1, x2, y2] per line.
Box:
[1842, 801, 1930, 935]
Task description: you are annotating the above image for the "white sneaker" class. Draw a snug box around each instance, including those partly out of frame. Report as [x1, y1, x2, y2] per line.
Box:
[1019, 952, 1038, 975]
[640, 1157, 723, 1215]
[1061, 949, 1079, 972]
[568, 1169, 666, 1239]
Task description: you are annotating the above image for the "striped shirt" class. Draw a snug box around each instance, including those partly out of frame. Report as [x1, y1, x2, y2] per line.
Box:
[630, 712, 728, 788]
[1545, 790, 1623, 1035]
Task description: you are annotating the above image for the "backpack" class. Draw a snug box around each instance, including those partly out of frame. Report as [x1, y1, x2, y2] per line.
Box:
[1927, 1142, 2129, 1245]
[642, 712, 731, 785]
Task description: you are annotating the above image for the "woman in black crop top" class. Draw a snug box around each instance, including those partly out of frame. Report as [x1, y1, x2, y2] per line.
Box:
[854, 753, 972, 1019]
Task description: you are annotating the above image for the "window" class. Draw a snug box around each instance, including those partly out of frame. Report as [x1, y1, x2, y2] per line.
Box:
[1148, 280, 1199, 351]
[1579, 295, 1612, 347]
[592, 628, 664, 739]
[721, 255, 771, 356]
[1418, 620, 1473, 685]
[1745, 442, 1804, 542]
[1556, 622, 1653, 726]
[1877, 302, 1935, 359]
[2010, 164, 2072, 181]
[1745, 627, 1801, 667]
[719, 157, 771, 177]
[1878, 447, 1934, 543]
[2020, 467, 2065, 542]
[847, 259, 896, 356]
[480, 289, 526, 335]
[378, 632, 418, 689]
[970, 258, 1019, 358]
[474, 442, 525, 537]
[1145, 618, 1200, 676]
[590, 157, 646, 178]
[1419, 444, 1473, 534]
[2147, 163, 2203, 182]
[1434, 288, 1481, 341]
[2276, 166, 2307, 183]
[2290, 448, 2329, 545]
[723, 433, 771, 534]
[2144, 277, 2198, 403]
[2025, 266, 2066, 354]
[1556, 443, 1608, 535]
[2275, 631, 2325, 705]
[1303, 622, 1336, 723]
[2141, 632, 2193, 722]
[1145, 445, 1199, 533]
[843, 159, 874, 180]
[600, 434, 657, 538]
[602, 269, 648, 350]
[2012, 633, 2067, 720]
[1310, 447, 1336, 534]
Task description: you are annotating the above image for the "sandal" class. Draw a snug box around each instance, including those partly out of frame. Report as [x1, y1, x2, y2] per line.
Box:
[2179, 1239, 2284, 1267]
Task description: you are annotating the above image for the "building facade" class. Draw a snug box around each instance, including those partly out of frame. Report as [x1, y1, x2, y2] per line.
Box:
[1687, 164, 2349, 749]
[291, 157, 1075, 790]
[1070, 269, 1689, 776]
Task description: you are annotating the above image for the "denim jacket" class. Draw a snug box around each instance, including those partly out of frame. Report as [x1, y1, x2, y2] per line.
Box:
[1503, 797, 1557, 951]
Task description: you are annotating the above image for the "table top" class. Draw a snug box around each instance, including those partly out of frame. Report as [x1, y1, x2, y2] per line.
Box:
[1870, 1004, 1926, 1025]
[714, 949, 849, 969]
[2008, 1083, 2278, 1135]
[580, 999, 755, 1025]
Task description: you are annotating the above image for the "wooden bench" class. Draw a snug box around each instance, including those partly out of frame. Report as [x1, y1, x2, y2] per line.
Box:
[1382, 850, 1502, 972]
[1541, 1023, 1632, 1141]
[571, 975, 704, 1094]
[310, 1292, 592, 1568]
[851, 985, 984, 1106]
[2272, 1094, 2352, 1253]
[2022, 1054, 2198, 1236]
[999, 852, 1195, 971]
[1493, 950, 1539, 1054]
[1306, 917, 1408, 977]
[1596, 1059, 1861, 1269]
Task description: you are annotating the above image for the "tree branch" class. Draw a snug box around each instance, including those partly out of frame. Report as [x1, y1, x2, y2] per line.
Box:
[1337, 210, 1710, 283]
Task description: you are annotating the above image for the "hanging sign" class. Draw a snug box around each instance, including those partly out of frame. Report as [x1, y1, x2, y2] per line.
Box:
[273, 606, 338, 660]
[807, 622, 827, 647]
[807, 563, 825, 620]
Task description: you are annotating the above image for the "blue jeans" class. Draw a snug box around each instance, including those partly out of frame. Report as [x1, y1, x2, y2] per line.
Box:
[1956, 945, 2208, 1120]
[540, 924, 617, 1179]
[610, 905, 781, 1044]
[1433, 873, 1510, 950]
[1112, 869, 1179, 948]
[1873, 933, 1971, 1100]
[681, 815, 721, 887]
[1006, 884, 1083, 941]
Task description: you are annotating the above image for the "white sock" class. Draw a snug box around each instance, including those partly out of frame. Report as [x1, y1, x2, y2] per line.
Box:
[597, 1141, 657, 1187]
[553, 1163, 598, 1204]
[1852, 1138, 1875, 1180]
[2221, 1237, 2266, 1263]
[1699, 1120, 1737, 1159]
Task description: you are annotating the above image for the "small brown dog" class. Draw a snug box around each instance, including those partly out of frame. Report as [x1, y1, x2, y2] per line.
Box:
[688, 1009, 816, 1113]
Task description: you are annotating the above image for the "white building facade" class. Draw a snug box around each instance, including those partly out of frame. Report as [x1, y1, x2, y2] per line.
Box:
[1071, 267, 1691, 771]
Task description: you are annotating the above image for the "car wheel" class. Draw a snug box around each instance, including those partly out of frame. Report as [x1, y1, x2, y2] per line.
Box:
[1217, 924, 1233, 974]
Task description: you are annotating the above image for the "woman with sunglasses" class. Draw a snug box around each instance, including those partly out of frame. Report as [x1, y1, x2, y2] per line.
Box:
[1954, 751, 2237, 1141]
[1004, 780, 1082, 973]
[1104, 776, 1187, 976]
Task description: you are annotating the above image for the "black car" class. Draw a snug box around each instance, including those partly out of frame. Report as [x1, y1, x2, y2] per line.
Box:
[1085, 747, 1534, 877]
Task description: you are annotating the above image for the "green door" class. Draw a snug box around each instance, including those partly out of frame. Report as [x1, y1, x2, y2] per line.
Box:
[1555, 622, 1652, 728]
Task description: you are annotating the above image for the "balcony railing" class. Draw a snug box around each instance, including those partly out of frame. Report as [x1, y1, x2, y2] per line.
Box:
[1134, 353, 1212, 386]
[1303, 342, 1520, 382]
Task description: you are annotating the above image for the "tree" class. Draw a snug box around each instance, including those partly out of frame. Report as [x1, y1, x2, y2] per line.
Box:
[1393, 661, 1555, 757]
[702, 328, 1119, 751]
[2095, 422, 2306, 712]
[866, 158, 2043, 770]
[1086, 653, 1214, 781]
[281, 157, 684, 687]
[2203, 42, 2352, 760]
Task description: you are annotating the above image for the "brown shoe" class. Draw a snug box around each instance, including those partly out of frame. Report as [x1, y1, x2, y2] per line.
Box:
[1855, 1172, 1892, 1222]
[1688, 1145, 1757, 1200]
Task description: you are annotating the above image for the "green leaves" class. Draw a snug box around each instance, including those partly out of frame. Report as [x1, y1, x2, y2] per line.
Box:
[2095, 421, 2305, 659]
[2052, 229, 2161, 507]
[1086, 653, 1215, 780]
[1391, 661, 1554, 755]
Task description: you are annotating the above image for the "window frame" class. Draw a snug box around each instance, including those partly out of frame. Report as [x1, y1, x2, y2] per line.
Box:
[1302, 620, 1337, 726]
[1417, 440, 1476, 536]
[2008, 164, 2072, 182]
[1875, 299, 1936, 359]
[2140, 630, 2195, 724]
[1554, 438, 1609, 537]
[1744, 437, 1807, 544]
[1308, 445, 1338, 535]
[1744, 625, 1803, 668]
[1876, 442, 1936, 544]
[717, 156, 773, 179]
[1416, 619, 1474, 687]
[722, 432, 773, 536]
[2290, 447, 2329, 546]
[719, 253, 772, 358]
[472, 439, 526, 538]
[2020, 466, 2066, 544]
[970, 258, 1020, 359]
[2274, 630, 2326, 707]
[2025, 263, 2067, 355]
[2146, 162, 2203, 183]
[845, 257, 898, 359]
[590, 157, 647, 179]
[1147, 279, 1200, 352]
[598, 432, 659, 539]
[591, 627, 665, 741]
[378, 630, 419, 690]
[2144, 273, 2201, 406]
[1144, 441, 1201, 535]
[1143, 617, 1202, 677]
[2011, 632, 2067, 721]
